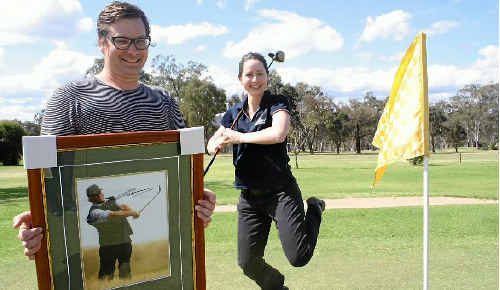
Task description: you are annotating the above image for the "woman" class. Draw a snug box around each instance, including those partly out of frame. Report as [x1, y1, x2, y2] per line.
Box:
[207, 52, 325, 290]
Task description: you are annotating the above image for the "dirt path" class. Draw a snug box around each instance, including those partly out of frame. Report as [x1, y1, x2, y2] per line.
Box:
[214, 197, 498, 212]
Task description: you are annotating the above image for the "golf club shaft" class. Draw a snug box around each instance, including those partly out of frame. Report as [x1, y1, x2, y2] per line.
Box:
[139, 185, 161, 214]
[204, 107, 245, 176]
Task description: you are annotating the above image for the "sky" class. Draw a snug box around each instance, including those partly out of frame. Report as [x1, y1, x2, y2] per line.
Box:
[0, 0, 498, 122]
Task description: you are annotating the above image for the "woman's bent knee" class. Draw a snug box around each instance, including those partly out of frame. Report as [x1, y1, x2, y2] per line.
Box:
[287, 252, 313, 267]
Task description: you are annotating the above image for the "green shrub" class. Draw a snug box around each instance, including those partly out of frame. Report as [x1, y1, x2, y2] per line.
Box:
[407, 155, 424, 166]
[488, 143, 498, 150]
[0, 120, 26, 166]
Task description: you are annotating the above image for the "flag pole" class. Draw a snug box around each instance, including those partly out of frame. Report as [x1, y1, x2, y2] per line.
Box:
[423, 156, 429, 290]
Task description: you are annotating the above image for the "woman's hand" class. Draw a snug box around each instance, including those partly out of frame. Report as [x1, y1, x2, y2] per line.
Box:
[221, 127, 244, 144]
[207, 126, 229, 154]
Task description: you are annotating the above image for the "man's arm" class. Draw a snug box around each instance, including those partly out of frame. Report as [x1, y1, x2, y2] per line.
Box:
[109, 204, 139, 219]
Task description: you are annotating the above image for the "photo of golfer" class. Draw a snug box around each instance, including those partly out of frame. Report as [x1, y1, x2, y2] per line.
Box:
[86, 183, 139, 280]
[77, 171, 170, 290]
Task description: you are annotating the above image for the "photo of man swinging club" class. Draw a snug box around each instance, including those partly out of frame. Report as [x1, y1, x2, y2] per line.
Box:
[76, 170, 170, 290]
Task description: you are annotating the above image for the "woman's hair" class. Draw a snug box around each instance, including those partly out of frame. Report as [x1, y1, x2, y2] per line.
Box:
[97, 1, 150, 38]
[238, 52, 269, 78]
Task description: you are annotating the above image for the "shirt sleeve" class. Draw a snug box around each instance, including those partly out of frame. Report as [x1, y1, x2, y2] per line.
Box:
[270, 95, 290, 115]
[41, 85, 78, 136]
[87, 208, 111, 225]
[221, 107, 235, 128]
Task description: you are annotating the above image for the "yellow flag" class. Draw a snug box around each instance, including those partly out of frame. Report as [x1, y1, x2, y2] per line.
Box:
[372, 32, 430, 187]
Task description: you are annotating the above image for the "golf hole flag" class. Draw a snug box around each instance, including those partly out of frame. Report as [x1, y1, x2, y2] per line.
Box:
[372, 32, 430, 187]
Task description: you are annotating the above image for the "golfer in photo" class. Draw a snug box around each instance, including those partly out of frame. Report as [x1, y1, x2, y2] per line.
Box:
[86, 184, 140, 280]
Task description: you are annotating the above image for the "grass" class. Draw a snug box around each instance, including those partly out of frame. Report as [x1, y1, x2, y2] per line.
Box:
[0, 198, 37, 289]
[82, 241, 170, 290]
[0, 150, 497, 289]
[205, 150, 499, 204]
[206, 205, 498, 290]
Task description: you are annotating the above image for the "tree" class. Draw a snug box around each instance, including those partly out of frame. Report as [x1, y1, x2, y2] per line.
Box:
[20, 120, 40, 136]
[267, 70, 284, 95]
[450, 84, 484, 148]
[479, 83, 499, 147]
[444, 114, 466, 153]
[34, 109, 45, 126]
[151, 55, 207, 102]
[294, 83, 324, 153]
[346, 93, 381, 154]
[179, 78, 227, 144]
[429, 101, 448, 152]
[85, 58, 105, 77]
[325, 104, 350, 154]
[227, 94, 242, 108]
[0, 120, 27, 165]
[280, 84, 303, 168]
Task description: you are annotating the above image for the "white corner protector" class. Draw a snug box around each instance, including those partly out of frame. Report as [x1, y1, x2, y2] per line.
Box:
[23, 136, 57, 169]
[179, 126, 205, 155]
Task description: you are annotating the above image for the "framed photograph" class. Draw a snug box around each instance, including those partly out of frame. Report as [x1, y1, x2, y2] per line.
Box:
[25, 130, 205, 290]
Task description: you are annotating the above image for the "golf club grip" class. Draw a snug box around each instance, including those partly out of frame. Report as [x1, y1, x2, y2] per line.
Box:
[203, 108, 244, 176]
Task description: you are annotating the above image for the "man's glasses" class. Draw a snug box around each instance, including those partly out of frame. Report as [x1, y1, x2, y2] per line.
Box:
[105, 34, 151, 50]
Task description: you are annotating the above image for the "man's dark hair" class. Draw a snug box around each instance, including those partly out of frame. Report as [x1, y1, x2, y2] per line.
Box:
[87, 184, 102, 202]
[97, 1, 150, 38]
[238, 52, 269, 78]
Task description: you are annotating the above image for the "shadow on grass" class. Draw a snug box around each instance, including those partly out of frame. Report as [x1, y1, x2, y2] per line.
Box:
[0, 187, 29, 203]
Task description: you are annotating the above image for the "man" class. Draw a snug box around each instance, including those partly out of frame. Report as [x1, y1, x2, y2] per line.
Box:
[12, 1, 216, 260]
[86, 184, 139, 280]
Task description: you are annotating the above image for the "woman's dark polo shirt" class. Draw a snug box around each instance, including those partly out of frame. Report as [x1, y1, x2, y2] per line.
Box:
[221, 91, 294, 191]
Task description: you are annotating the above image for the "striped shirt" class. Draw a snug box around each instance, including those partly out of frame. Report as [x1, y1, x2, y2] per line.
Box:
[41, 76, 185, 136]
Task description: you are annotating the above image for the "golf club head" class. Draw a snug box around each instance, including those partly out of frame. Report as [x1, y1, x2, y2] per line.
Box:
[275, 50, 285, 62]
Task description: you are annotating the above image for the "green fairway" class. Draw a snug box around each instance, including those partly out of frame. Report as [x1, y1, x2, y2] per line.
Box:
[205, 150, 499, 204]
[0, 150, 497, 289]
[206, 204, 498, 290]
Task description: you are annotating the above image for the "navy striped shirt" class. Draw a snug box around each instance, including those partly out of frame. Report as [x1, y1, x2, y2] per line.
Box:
[41, 76, 185, 136]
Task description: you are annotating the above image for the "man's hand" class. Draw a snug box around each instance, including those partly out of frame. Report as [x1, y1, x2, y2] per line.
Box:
[195, 189, 216, 228]
[12, 211, 43, 260]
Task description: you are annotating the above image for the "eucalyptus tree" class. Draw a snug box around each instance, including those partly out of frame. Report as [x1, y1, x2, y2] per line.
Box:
[479, 83, 499, 147]
[325, 103, 350, 154]
[150, 54, 207, 102]
[346, 93, 381, 154]
[180, 78, 226, 144]
[429, 101, 448, 152]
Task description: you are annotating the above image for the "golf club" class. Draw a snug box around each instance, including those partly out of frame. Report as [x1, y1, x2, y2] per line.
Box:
[204, 51, 286, 176]
[139, 185, 162, 214]
[115, 186, 153, 200]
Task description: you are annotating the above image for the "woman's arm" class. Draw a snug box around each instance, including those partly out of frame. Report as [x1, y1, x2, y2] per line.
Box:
[223, 110, 290, 145]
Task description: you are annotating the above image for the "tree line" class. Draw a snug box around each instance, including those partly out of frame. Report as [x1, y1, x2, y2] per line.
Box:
[2, 55, 498, 165]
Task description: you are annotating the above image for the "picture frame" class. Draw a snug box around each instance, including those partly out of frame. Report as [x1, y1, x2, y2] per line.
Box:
[25, 130, 206, 290]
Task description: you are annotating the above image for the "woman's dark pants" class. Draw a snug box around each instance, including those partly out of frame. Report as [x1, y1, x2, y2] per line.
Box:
[237, 181, 322, 290]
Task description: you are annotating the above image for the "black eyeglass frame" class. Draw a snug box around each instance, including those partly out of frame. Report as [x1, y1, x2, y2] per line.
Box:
[105, 34, 151, 50]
